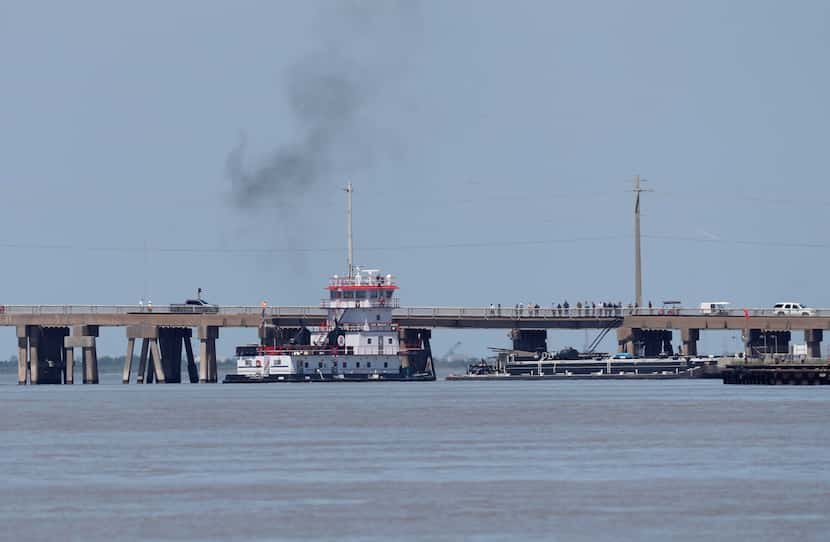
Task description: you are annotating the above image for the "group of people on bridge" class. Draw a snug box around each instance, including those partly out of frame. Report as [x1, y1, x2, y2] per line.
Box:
[487, 301, 628, 318]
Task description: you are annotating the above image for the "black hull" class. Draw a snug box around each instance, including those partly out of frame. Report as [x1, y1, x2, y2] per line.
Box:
[446, 369, 701, 381]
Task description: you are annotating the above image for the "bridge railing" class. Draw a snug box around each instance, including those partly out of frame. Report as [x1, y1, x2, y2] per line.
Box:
[2, 305, 830, 319]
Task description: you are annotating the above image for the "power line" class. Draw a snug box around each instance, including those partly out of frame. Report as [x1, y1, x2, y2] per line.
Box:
[0, 235, 629, 256]
[0, 232, 827, 256]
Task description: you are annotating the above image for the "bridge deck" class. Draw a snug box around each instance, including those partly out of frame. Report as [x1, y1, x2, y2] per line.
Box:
[1, 305, 829, 330]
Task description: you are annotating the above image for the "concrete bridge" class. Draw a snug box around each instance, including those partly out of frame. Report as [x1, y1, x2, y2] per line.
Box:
[5, 304, 829, 384]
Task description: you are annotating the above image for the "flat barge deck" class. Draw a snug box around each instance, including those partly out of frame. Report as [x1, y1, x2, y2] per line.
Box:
[446, 369, 701, 381]
[722, 364, 830, 385]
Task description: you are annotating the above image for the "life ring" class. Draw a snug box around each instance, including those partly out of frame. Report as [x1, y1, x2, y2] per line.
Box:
[379, 296, 385, 306]
[337, 335, 346, 347]
[256, 359, 262, 368]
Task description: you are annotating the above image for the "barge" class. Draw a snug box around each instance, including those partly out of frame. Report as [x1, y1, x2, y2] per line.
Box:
[447, 351, 706, 381]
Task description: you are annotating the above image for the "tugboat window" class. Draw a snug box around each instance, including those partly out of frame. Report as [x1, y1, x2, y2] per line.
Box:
[304, 362, 308, 368]
[343, 362, 347, 368]
[376, 314, 380, 321]
[356, 362, 360, 368]
[388, 338, 393, 345]
[367, 362, 371, 368]
[318, 362, 323, 368]
[384, 362, 388, 368]
[367, 338, 372, 344]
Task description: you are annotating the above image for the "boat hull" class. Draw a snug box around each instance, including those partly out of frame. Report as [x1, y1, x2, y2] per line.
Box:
[224, 372, 435, 383]
[446, 368, 701, 381]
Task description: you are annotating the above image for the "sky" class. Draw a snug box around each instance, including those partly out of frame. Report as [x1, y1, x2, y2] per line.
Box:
[1, 0, 829, 358]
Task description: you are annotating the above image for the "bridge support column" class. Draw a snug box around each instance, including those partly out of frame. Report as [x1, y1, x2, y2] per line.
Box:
[150, 339, 165, 383]
[510, 329, 547, 353]
[82, 343, 98, 384]
[638, 330, 673, 357]
[681, 328, 699, 357]
[17, 326, 28, 385]
[71, 326, 100, 384]
[126, 326, 173, 384]
[744, 329, 762, 359]
[123, 338, 135, 384]
[617, 327, 635, 355]
[184, 334, 198, 383]
[38, 327, 69, 384]
[136, 338, 150, 384]
[744, 329, 791, 358]
[804, 329, 822, 359]
[29, 326, 41, 385]
[158, 328, 191, 384]
[198, 326, 219, 383]
[64, 344, 74, 385]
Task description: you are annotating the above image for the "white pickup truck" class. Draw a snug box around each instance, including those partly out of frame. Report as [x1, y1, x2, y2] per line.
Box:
[772, 302, 815, 316]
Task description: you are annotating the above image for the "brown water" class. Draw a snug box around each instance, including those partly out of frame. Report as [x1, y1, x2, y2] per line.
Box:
[1, 377, 828, 541]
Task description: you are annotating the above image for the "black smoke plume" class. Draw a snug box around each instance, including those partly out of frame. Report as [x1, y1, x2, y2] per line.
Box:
[227, 2, 418, 208]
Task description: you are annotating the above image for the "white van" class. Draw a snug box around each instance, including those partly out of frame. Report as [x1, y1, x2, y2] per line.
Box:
[699, 301, 730, 315]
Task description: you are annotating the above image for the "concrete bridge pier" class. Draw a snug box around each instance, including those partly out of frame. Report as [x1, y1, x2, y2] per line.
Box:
[64, 343, 74, 384]
[157, 327, 195, 384]
[41, 327, 69, 384]
[639, 330, 673, 357]
[127, 326, 166, 384]
[183, 332, 198, 383]
[63, 329, 92, 385]
[16, 326, 29, 385]
[198, 326, 219, 383]
[511, 329, 547, 353]
[123, 338, 135, 384]
[744, 329, 791, 358]
[681, 328, 699, 356]
[29, 326, 41, 384]
[69, 326, 100, 384]
[805, 329, 822, 358]
[617, 327, 634, 355]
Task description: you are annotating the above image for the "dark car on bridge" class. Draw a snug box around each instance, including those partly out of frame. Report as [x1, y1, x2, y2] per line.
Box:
[170, 289, 219, 314]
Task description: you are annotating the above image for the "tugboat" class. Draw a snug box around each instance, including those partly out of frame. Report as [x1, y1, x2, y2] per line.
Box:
[224, 183, 435, 383]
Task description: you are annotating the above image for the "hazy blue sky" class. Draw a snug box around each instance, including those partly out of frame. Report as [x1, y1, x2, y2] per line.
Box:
[2, 0, 829, 357]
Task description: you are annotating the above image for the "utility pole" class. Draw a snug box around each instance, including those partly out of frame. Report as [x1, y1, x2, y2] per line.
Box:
[345, 182, 354, 278]
[632, 175, 652, 308]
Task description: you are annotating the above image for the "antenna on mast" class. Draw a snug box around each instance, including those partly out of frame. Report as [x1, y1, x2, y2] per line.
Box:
[345, 182, 354, 278]
[631, 175, 653, 308]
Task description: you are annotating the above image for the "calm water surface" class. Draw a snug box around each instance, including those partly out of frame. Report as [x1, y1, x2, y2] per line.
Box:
[1, 373, 828, 541]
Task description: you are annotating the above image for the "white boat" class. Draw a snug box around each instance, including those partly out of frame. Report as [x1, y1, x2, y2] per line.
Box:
[224, 184, 435, 384]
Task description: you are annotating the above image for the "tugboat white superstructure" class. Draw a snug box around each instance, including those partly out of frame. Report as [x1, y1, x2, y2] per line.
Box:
[224, 183, 435, 383]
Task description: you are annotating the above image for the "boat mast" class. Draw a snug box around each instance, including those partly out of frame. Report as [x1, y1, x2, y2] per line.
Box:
[345, 182, 354, 278]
